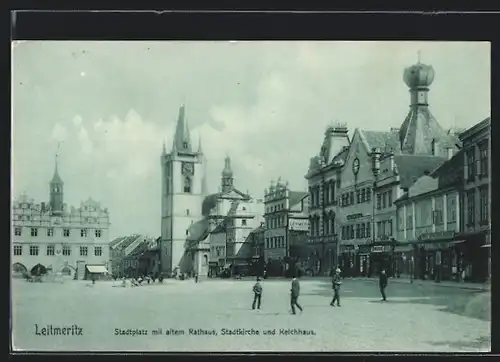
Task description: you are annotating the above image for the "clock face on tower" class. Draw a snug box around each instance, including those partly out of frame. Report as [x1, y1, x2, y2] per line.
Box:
[182, 162, 194, 176]
[352, 157, 360, 175]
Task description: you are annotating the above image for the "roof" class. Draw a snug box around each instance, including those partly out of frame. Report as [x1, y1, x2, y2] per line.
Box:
[50, 167, 64, 184]
[359, 130, 400, 154]
[289, 191, 308, 209]
[110, 236, 127, 248]
[459, 117, 491, 142]
[393, 154, 447, 189]
[399, 107, 457, 155]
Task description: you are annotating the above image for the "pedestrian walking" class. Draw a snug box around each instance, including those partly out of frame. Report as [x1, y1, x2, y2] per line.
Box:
[379, 269, 388, 301]
[195, 274, 199, 283]
[252, 277, 263, 310]
[330, 268, 342, 307]
[290, 276, 303, 314]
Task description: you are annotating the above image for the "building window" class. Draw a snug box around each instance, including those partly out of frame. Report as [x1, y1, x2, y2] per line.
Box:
[46, 244, 55, 256]
[349, 192, 354, 205]
[407, 213, 413, 229]
[366, 222, 371, 237]
[183, 141, 188, 149]
[184, 177, 192, 193]
[466, 189, 475, 226]
[447, 195, 457, 223]
[186, 209, 190, 216]
[95, 246, 102, 256]
[382, 193, 387, 209]
[324, 184, 330, 205]
[63, 245, 71, 256]
[466, 149, 475, 181]
[330, 218, 335, 236]
[355, 224, 361, 239]
[47, 228, 54, 237]
[360, 188, 366, 203]
[95, 229, 102, 237]
[376, 194, 382, 210]
[81, 229, 88, 237]
[63, 229, 70, 237]
[356, 190, 361, 204]
[31, 228, 38, 237]
[80, 246, 88, 256]
[377, 221, 382, 238]
[479, 186, 489, 224]
[387, 191, 392, 207]
[366, 188, 371, 202]
[479, 141, 488, 177]
[360, 223, 365, 238]
[14, 245, 22, 255]
[242, 219, 247, 226]
[29, 245, 39, 256]
[349, 225, 355, 239]
[388, 220, 393, 236]
[14, 227, 22, 236]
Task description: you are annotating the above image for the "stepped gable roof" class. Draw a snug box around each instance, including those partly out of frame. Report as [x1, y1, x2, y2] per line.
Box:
[393, 154, 447, 189]
[359, 130, 401, 154]
[289, 191, 308, 209]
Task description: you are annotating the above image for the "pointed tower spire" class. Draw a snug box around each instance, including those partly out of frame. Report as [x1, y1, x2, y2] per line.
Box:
[50, 143, 64, 214]
[162, 139, 167, 156]
[172, 104, 192, 152]
[221, 155, 234, 193]
[197, 134, 203, 154]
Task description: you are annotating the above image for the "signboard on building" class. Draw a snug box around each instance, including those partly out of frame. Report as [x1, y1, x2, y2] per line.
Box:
[371, 245, 391, 253]
[418, 231, 455, 241]
[288, 218, 309, 231]
[347, 213, 364, 221]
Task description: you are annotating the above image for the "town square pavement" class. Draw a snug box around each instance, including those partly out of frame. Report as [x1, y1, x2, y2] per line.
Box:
[11, 277, 490, 352]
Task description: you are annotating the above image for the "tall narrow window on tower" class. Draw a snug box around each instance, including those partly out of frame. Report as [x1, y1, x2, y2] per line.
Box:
[184, 177, 192, 193]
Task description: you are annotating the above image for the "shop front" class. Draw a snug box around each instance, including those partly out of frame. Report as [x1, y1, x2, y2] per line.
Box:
[208, 262, 219, 277]
[454, 230, 490, 282]
[357, 244, 371, 277]
[413, 231, 467, 282]
[367, 242, 395, 277]
[339, 244, 357, 277]
[393, 242, 413, 278]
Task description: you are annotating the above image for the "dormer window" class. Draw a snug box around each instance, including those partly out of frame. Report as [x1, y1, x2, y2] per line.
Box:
[183, 141, 188, 149]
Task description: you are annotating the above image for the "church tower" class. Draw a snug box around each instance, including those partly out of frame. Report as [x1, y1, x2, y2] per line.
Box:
[399, 56, 458, 156]
[49, 153, 64, 215]
[161, 105, 205, 274]
[221, 155, 234, 193]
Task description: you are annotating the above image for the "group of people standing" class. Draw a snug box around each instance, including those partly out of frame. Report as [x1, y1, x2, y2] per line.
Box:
[250, 267, 390, 313]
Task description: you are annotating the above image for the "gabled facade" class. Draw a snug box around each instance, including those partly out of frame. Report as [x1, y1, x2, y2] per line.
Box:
[12, 157, 111, 280]
[304, 123, 349, 276]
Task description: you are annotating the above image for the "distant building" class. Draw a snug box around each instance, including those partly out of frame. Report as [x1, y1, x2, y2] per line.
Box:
[263, 179, 309, 276]
[109, 235, 153, 277]
[12, 158, 110, 280]
[457, 117, 491, 282]
[305, 124, 349, 276]
[203, 156, 263, 276]
[160, 105, 207, 276]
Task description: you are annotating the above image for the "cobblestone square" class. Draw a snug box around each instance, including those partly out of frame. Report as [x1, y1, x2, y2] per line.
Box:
[11, 278, 490, 352]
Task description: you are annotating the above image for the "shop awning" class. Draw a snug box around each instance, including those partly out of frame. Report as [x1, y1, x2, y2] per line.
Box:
[86, 265, 108, 274]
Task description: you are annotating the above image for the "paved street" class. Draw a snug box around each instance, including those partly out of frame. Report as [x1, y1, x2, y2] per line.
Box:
[11, 278, 490, 352]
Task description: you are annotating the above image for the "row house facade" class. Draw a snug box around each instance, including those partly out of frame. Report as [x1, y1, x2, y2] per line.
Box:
[457, 117, 491, 282]
[305, 124, 349, 276]
[263, 179, 309, 276]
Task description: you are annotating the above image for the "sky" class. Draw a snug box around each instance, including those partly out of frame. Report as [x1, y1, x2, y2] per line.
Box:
[12, 41, 490, 239]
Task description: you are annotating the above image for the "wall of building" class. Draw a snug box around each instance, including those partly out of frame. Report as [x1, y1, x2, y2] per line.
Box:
[12, 197, 110, 275]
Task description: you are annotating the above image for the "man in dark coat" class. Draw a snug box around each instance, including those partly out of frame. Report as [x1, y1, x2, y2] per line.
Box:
[252, 277, 263, 310]
[330, 268, 342, 307]
[290, 276, 303, 314]
[379, 268, 388, 301]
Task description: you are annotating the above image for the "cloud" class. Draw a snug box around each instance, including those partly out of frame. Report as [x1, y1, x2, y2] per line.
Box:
[51, 123, 68, 142]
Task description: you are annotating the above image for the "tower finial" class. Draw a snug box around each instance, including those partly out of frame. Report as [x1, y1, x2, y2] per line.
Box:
[417, 50, 421, 64]
[55, 142, 61, 172]
[197, 134, 203, 154]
